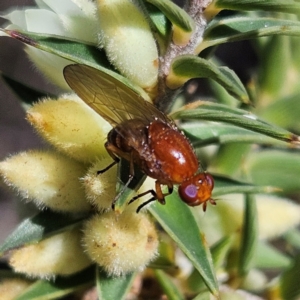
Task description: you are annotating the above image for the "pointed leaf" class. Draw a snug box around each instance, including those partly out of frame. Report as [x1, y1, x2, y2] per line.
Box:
[202, 17, 300, 50]
[238, 194, 258, 276]
[247, 150, 300, 193]
[0, 211, 85, 255]
[280, 253, 300, 300]
[284, 229, 300, 249]
[168, 55, 249, 103]
[148, 194, 219, 296]
[96, 268, 136, 300]
[145, 0, 194, 33]
[154, 269, 185, 300]
[214, 0, 300, 14]
[1, 29, 150, 101]
[170, 101, 299, 144]
[15, 266, 95, 300]
[181, 122, 286, 147]
[253, 241, 291, 269]
[143, 1, 170, 38]
[259, 92, 300, 132]
[211, 236, 234, 270]
[212, 174, 276, 197]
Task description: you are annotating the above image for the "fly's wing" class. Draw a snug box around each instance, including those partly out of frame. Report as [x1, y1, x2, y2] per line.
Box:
[63, 64, 169, 126]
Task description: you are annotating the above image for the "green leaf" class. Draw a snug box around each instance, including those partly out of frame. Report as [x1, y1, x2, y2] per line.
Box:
[211, 144, 252, 176]
[145, 0, 194, 32]
[284, 229, 300, 249]
[0, 211, 85, 256]
[15, 266, 95, 300]
[154, 269, 185, 300]
[1, 29, 150, 101]
[238, 194, 258, 276]
[280, 253, 300, 300]
[247, 150, 300, 193]
[148, 194, 219, 296]
[181, 122, 286, 147]
[142, 1, 170, 38]
[202, 17, 300, 50]
[170, 101, 299, 144]
[258, 35, 291, 97]
[169, 55, 249, 103]
[253, 241, 291, 269]
[212, 174, 276, 198]
[192, 292, 211, 300]
[96, 268, 135, 300]
[211, 236, 234, 270]
[214, 0, 300, 14]
[259, 92, 300, 132]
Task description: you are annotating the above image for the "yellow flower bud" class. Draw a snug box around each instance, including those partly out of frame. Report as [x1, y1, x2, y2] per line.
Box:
[9, 228, 92, 279]
[0, 278, 31, 300]
[83, 156, 117, 211]
[0, 150, 90, 212]
[97, 0, 158, 89]
[27, 94, 111, 163]
[82, 210, 158, 276]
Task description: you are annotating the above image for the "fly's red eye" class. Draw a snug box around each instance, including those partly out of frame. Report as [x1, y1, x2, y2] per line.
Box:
[178, 173, 214, 208]
[178, 183, 198, 205]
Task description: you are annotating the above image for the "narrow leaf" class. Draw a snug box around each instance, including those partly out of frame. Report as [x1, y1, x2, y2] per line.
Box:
[154, 269, 185, 300]
[143, 1, 170, 38]
[247, 150, 300, 193]
[0, 211, 85, 255]
[145, 0, 194, 32]
[1, 29, 150, 101]
[202, 17, 300, 50]
[211, 236, 234, 270]
[16, 266, 95, 300]
[253, 241, 291, 269]
[170, 101, 299, 144]
[96, 268, 135, 300]
[181, 122, 286, 147]
[284, 229, 300, 249]
[148, 194, 219, 296]
[214, 0, 300, 14]
[168, 55, 249, 103]
[238, 194, 258, 276]
[212, 174, 276, 198]
[280, 253, 300, 300]
[259, 92, 300, 132]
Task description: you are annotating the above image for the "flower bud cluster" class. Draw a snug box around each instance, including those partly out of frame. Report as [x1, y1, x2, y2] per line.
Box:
[0, 95, 158, 279]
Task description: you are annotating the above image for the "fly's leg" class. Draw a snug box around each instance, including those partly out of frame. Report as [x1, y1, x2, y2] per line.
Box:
[110, 149, 135, 210]
[129, 181, 174, 213]
[97, 142, 120, 175]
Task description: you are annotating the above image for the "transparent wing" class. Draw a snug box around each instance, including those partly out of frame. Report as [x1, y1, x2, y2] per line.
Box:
[63, 64, 168, 126]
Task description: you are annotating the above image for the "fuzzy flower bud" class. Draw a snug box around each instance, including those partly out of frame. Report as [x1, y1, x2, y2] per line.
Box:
[27, 94, 111, 163]
[9, 228, 92, 279]
[83, 156, 117, 211]
[97, 0, 159, 89]
[0, 150, 90, 212]
[82, 210, 158, 276]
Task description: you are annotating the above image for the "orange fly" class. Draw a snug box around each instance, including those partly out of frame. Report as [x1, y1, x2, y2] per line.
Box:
[64, 64, 215, 212]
